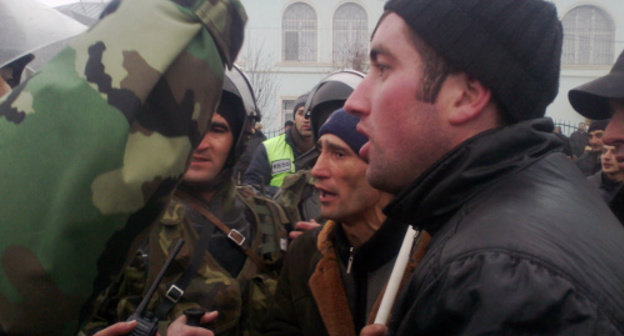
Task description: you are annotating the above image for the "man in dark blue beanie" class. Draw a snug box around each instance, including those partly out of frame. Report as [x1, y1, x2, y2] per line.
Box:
[264, 108, 430, 335]
[344, 1, 624, 335]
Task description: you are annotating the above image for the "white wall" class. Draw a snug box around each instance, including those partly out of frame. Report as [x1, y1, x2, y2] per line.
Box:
[238, 0, 384, 131]
[238, 0, 624, 131]
[547, 0, 624, 125]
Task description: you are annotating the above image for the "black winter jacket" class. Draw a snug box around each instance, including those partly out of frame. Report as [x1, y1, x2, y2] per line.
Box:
[587, 171, 623, 205]
[576, 150, 602, 176]
[263, 220, 407, 336]
[387, 119, 624, 335]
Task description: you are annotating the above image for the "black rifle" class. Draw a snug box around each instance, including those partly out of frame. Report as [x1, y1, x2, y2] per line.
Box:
[126, 239, 185, 336]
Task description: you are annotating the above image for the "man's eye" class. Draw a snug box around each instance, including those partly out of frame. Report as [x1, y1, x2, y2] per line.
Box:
[376, 63, 389, 76]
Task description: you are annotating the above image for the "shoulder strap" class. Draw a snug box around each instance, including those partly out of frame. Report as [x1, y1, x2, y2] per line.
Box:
[176, 191, 270, 274]
[154, 216, 212, 320]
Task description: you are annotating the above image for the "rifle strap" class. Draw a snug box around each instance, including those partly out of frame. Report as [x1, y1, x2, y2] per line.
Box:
[155, 191, 271, 319]
[179, 192, 269, 274]
[155, 219, 212, 320]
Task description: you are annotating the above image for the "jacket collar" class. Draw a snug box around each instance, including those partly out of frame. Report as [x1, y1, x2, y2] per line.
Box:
[310, 220, 357, 336]
[385, 118, 563, 234]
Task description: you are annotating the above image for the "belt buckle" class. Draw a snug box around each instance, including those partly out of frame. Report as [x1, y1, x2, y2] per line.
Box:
[165, 284, 184, 303]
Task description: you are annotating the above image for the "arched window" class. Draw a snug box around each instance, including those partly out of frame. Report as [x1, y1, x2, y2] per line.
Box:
[332, 3, 368, 68]
[282, 2, 317, 62]
[562, 6, 614, 65]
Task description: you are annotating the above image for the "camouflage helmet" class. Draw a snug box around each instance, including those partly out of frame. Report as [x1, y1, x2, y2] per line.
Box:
[304, 70, 364, 142]
[221, 64, 260, 167]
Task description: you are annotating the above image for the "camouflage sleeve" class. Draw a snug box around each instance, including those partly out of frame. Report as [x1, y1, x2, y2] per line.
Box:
[0, 0, 246, 334]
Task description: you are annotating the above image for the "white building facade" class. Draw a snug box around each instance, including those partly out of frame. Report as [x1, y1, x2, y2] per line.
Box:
[237, 0, 624, 134]
[552, 0, 623, 132]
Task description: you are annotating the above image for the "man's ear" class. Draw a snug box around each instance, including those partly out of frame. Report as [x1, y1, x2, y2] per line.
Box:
[442, 73, 492, 125]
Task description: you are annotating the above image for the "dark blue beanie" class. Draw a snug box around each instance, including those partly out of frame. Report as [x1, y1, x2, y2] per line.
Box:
[319, 108, 368, 155]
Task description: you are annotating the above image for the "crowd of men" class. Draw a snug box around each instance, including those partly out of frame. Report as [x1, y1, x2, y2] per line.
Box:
[0, 0, 623, 335]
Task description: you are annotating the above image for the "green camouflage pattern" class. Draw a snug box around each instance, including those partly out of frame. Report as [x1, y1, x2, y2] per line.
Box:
[0, 0, 246, 333]
[82, 184, 289, 336]
[274, 169, 321, 224]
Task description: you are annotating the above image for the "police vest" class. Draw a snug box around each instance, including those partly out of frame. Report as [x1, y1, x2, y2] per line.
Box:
[263, 133, 295, 187]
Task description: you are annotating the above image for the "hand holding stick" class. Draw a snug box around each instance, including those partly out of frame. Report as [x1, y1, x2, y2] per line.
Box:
[373, 225, 418, 325]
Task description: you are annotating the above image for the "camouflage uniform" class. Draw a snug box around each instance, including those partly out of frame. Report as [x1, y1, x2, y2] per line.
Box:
[83, 182, 288, 335]
[0, 0, 246, 334]
[274, 169, 320, 225]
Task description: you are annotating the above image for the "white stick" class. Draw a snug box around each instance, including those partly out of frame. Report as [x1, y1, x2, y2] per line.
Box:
[373, 225, 418, 325]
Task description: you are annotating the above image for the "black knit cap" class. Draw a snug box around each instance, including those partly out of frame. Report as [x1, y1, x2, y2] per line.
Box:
[384, 0, 563, 123]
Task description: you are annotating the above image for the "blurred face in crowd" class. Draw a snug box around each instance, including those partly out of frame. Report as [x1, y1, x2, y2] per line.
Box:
[588, 129, 605, 152]
[578, 122, 586, 132]
[345, 13, 452, 193]
[311, 134, 383, 222]
[183, 112, 234, 185]
[294, 106, 312, 137]
[601, 145, 620, 175]
[603, 99, 624, 171]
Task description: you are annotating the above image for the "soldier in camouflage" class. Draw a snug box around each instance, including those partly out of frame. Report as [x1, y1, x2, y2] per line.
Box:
[82, 66, 289, 336]
[0, 0, 246, 334]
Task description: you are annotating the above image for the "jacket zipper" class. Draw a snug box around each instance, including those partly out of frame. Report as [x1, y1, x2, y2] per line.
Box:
[346, 246, 354, 274]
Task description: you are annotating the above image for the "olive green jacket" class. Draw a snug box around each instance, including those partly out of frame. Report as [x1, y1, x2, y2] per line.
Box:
[83, 184, 289, 336]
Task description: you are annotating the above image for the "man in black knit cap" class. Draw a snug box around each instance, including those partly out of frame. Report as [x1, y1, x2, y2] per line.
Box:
[345, 0, 624, 335]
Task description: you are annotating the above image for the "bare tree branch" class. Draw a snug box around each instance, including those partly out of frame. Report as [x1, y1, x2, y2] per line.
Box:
[238, 41, 280, 128]
[332, 38, 369, 72]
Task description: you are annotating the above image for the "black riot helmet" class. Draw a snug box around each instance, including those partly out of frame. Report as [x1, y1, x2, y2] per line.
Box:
[294, 70, 364, 170]
[304, 70, 365, 142]
[220, 64, 260, 168]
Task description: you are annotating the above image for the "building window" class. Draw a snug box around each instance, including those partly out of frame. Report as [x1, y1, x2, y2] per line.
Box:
[282, 3, 317, 62]
[332, 3, 368, 69]
[282, 99, 296, 124]
[562, 5, 614, 65]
